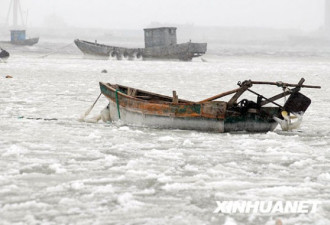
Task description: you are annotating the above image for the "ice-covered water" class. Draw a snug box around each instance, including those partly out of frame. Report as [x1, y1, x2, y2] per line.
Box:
[0, 47, 330, 225]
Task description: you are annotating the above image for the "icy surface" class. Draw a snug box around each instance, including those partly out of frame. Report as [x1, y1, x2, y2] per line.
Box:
[0, 48, 330, 225]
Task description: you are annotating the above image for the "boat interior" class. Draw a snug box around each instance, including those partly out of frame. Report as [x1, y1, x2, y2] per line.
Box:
[106, 83, 193, 104]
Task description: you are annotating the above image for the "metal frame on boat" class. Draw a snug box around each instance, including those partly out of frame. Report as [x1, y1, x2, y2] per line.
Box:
[99, 78, 320, 132]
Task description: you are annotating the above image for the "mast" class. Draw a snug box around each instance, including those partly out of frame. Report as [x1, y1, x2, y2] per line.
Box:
[326, 0, 330, 32]
[18, 0, 25, 26]
[7, 0, 25, 28]
[13, 0, 18, 27]
[5, 0, 13, 26]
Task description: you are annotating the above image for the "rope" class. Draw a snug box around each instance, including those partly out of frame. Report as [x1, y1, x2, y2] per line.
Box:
[79, 93, 102, 122]
[115, 89, 121, 119]
[39, 43, 74, 58]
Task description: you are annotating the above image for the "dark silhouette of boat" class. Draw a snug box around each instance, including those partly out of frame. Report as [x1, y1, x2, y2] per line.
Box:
[75, 27, 207, 61]
[0, 48, 10, 61]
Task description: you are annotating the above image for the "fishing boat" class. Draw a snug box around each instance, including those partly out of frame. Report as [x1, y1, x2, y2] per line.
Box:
[0, 0, 39, 46]
[0, 48, 10, 61]
[98, 78, 320, 132]
[75, 27, 207, 61]
[8, 35, 39, 46]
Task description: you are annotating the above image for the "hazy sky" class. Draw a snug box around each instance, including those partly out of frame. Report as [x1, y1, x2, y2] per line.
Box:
[0, 0, 325, 30]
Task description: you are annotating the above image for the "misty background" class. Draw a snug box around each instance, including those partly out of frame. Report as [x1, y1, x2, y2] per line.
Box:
[0, 0, 329, 56]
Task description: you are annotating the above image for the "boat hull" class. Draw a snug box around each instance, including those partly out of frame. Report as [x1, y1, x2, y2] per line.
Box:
[0, 37, 39, 46]
[11, 37, 39, 46]
[99, 82, 279, 133]
[143, 43, 207, 61]
[75, 39, 207, 61]
[108, 100, 225, 132]
[74, 39, 111, 58]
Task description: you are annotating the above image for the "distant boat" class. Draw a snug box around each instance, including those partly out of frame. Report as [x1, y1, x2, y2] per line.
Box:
[0, 0, 39, 46]
[98, 78, 320, 132]
[75, 27, 207, 61]
[0, 48, 10, 61]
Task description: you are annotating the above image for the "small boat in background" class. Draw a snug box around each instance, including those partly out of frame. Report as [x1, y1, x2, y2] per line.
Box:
[9, 32, 39, 46]
[0, 48, 10, 62]
[0, 0, 39, 46]
[98, 78, 320, 132]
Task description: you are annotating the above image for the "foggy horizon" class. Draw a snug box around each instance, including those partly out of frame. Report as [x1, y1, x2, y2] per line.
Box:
[0, 0, 326, 31]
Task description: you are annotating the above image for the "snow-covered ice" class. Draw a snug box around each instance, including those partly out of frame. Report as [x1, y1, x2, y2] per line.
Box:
[0, 45, 329, 225]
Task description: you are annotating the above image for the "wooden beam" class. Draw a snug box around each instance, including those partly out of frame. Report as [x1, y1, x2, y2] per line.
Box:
[260, 86, 302, 107]
[297, 78, 305, 86]
[253, 78, 306, 107]
[250, 78, 320, 89]
[228, 85, 249, 107]
[260, 91, 291, 106]
[127, 88, 137, 97]
[172, 91, 178, 103]
[199, 87, 241, 103]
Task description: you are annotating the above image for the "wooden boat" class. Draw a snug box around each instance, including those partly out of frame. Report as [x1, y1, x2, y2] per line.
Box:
[0, 48, 10, 61]
[75, 27, 207, 61]
[99, 78, 320, 132]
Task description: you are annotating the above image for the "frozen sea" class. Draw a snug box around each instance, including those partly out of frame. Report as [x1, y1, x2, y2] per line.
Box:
[0, 42, 330, 225]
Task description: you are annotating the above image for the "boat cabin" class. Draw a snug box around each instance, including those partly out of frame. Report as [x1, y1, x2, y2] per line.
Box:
[144, 27, 177, 48]
[10, 30, 26, 42]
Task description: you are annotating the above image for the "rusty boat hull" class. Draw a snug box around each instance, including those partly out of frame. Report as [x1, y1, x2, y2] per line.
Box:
[74, 39, 112, 58]
[75, 39, 206, 61]
[143, 42, 207, 61]
[99, 82, 280, 132]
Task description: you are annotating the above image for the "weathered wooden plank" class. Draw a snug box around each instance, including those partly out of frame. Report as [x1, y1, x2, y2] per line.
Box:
[172, 91, 178, 104]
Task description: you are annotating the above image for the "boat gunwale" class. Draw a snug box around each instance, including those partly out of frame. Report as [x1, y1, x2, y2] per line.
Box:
[100, 82, 198, 106]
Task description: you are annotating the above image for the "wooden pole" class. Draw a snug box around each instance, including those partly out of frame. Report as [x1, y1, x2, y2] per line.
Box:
[172, 91, 178, 103]
[79, 93, 102, 121]
[228, 85, 249, 106]
[199, 87, 241, 103]
[250, 80, 320, 89]
[246, 88, 284, 108]
[13, 0, 18, 27]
